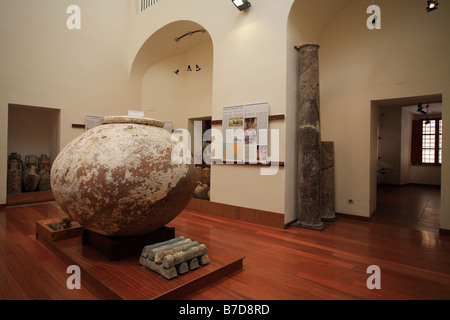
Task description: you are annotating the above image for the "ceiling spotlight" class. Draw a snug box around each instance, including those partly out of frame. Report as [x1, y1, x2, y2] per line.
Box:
[417, 103, 429, 115]
[232, 0, 251, 11]
[426, 0, 439, 12]
[187, 65, 192, 72]
[196, 65, 201, 72]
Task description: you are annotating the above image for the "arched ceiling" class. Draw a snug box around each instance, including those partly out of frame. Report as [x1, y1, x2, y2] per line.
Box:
[132, 1, 354, 76]
[131, 20, 212, 76]
[289, 0, 353, 43]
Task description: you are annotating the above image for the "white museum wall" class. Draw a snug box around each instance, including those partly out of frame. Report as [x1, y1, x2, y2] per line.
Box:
[442, 91, 450, 231]
[141, 40, 213, 131]
[317, 0, 449, 226]
[0, 0, 141, 203]
[409, 166, 442, 185]
[378, 106, 402, 185]
[400, 108, 413, 185]
[129, 0, 293, 215]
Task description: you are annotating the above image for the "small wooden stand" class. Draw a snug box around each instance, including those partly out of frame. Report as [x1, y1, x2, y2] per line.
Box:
[36, 218, 83, 242]
[82, 227, 175, 261]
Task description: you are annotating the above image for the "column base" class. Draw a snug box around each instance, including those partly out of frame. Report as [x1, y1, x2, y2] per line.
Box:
[291, 220, 331, 231]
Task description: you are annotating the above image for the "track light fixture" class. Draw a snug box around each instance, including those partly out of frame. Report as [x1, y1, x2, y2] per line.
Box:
[173, 29, 206, 75]
[426, 0, 438, 12]
[232, 0, 251, 11]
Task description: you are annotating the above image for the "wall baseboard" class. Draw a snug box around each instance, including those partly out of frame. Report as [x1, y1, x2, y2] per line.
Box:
[186, 199, 378, 229]
[186, 198, 285, 229]
[6, 190, 55, 207]
[336, 212, 372, 222]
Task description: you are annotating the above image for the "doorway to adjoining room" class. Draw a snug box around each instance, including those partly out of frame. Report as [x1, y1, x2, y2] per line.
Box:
[372, 94, 442, 233]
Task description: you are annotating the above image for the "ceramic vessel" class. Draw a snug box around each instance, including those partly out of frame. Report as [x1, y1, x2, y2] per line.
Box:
[50, 116, 196, 237]
[38, 154, 51, 191]
[193, 182, 210, 200]
[23, 155, 40, 192]
[7, 153, 23, 194]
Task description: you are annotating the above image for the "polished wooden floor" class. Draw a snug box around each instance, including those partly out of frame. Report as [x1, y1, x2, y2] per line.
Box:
[373, 184, 441, 233]
[1, 189, 450, 300]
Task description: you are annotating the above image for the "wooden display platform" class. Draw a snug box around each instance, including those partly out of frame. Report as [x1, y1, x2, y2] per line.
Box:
[82, 227, 175, 261]
[36, 225, 244, 300]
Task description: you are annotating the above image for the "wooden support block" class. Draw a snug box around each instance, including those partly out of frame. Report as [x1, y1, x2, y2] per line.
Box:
[176, 262, 189, 275]
[188, 258, 199, 271]
[141, 237, 185, 258]
[139, 238, 209, 280]
[199, 254, 210, 266]
[154, 241, 199, 264]
[83, 227, 175, 261]
[162, 244, 208, 268]
[142, 259, 178, 280]
[148, 238, 192, 261]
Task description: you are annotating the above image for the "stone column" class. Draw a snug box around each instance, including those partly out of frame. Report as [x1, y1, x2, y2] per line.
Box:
[296, 44, 323, 228]
[321, 141, 336, 220]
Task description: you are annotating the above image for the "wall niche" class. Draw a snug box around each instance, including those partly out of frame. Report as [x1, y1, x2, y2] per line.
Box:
[189, 117, 211, 202]
[7, 104, 60, 204]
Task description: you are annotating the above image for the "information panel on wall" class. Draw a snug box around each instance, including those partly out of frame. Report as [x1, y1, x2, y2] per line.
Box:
[84, 115, 103, 131]
[222, 102, 269, 164]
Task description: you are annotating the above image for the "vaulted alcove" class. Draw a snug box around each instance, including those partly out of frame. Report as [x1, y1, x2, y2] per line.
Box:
[130, 20, 214, 200]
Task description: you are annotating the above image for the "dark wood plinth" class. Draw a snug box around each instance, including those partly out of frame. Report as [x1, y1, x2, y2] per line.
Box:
[82, 227, 175, 261]
[36, 221, 244, 300]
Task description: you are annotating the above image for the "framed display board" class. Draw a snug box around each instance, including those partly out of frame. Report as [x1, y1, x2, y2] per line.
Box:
[222, 102, 269, 164]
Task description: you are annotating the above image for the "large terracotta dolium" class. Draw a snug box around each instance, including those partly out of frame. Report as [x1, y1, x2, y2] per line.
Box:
[51, 116, 196, 237]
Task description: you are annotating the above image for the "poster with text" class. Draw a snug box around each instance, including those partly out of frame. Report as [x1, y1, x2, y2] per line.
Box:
[222, 102, 269, 163]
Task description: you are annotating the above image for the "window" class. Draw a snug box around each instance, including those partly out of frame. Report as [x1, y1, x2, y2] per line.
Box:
[411, 118, 442, 165]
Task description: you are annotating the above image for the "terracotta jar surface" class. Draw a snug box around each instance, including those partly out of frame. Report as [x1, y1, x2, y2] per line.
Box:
[50, 116, 196, 237]
[23, 164, 40, 192]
